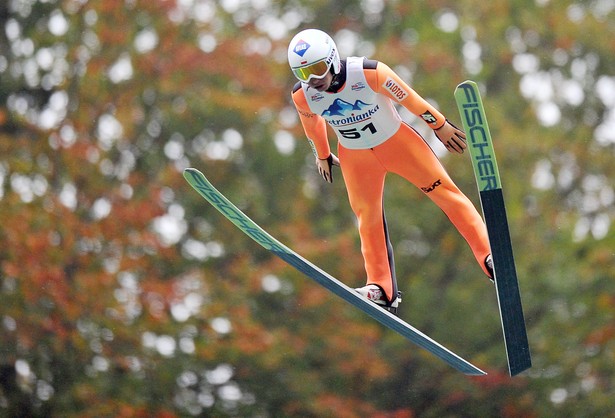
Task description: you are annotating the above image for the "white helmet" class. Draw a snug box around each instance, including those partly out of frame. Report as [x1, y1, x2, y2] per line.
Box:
[287, 29, 341, 82]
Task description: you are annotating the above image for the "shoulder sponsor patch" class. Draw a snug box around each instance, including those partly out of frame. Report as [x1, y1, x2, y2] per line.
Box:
[383, 77, 409, 102]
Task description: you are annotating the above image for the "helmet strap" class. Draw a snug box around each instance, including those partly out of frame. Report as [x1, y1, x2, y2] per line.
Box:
[327, 61, 345, 93]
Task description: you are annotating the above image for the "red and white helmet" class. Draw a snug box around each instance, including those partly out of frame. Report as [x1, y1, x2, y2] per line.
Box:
[287, 29, 341, 82]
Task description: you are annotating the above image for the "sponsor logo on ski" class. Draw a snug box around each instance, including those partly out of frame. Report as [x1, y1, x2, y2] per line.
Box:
[186, 171, 287, 254]
[383, 77, 408, 101]
[458, 84, 498, 191]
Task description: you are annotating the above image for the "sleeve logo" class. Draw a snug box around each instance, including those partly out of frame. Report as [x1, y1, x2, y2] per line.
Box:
[420, 111, 438, 125]
[383, 77, 408, 101]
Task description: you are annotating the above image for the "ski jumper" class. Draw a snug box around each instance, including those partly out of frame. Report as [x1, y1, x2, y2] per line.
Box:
[291, 57, 492, 301]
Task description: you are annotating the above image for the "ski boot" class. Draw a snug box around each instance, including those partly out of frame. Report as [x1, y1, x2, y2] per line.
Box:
[355, 284, 402, 315]
[485, 254, 494, 283]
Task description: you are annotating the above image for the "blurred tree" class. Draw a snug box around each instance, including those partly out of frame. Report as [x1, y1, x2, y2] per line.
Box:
[1, 0, 614, 417]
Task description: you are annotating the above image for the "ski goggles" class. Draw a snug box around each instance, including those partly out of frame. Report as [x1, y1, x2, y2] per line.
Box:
[292, 59, 331, 82]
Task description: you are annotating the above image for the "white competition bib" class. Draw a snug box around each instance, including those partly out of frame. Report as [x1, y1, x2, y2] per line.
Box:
[303, 57, 402, 149]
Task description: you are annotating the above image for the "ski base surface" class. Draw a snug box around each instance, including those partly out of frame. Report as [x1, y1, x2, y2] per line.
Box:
[184, 167, 486, 376]
[455, 80, 532, 376]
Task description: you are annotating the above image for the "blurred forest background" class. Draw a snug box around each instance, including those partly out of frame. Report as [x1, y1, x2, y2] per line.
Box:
[1, 0, 614, 416]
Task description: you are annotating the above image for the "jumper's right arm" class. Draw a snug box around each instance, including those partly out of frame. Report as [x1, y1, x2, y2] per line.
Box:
[291, 84, 330, 159]
[367, 62, 467, 154]
[291, 85, 339, 182]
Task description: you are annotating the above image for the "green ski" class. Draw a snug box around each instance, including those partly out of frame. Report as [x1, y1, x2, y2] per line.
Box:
[184, 167, 486, 376]
[455, 80, 531, 376]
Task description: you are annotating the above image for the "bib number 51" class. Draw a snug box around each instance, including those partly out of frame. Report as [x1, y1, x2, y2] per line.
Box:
[339, 122, 377, 139]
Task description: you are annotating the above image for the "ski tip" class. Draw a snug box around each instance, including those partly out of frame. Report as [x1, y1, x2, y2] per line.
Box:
[454, 80, 480, 97]
[183, 167, 201, 180]
[456, 79, 477, 88]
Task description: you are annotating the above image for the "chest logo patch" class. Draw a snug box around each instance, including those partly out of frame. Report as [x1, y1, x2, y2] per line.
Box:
[322, 99, 370, 117]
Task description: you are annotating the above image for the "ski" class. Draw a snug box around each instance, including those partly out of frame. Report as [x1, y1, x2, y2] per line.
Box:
[184, 167, 486, 376]
[454, 80, 532, 376]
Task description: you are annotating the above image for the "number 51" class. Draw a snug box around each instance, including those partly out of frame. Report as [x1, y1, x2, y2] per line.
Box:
[339, 122, 377, 139]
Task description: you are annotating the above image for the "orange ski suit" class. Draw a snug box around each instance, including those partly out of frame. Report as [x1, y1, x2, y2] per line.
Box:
[291, 58, 491, 301]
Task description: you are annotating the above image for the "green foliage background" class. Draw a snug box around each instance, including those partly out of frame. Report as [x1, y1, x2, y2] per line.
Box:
[1, 0, 614, 416]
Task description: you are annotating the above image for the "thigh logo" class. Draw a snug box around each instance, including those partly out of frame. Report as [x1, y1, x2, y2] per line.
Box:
[421, 179, 442, 193]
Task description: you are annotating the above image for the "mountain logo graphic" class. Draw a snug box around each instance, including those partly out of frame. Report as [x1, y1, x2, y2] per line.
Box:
[322, 99, 372, 117]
